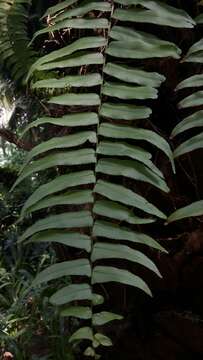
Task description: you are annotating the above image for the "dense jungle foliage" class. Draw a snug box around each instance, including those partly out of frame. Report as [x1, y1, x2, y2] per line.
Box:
[0, 0, 203, 359]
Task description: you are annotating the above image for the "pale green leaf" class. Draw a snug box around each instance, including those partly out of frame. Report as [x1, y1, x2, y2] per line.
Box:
[113, 8, 194, 28]
[108, 26, 181, 59]
[27, 230, 91, 252]
[37, 52, 104, 71]
[48, 93, 100, 106]
[167, 200, 203, 223]
[92, 242, 161, 276]
[32, 73, 102, 89]
[174, 133, 203, 158]
[21, 170, 95, 217]
[92, 266, 152, 296]
[27, 36, 106, 77]
[92, 311, 123, 326]
[42, 0, 78, 18]
[183, 51, 203, 64]
[22, 132, 96, 169]
[178, 91, 203, 109]
[171, 111, 203, 138]
[50, 283, 92, 306]
[183, 39, 203, 63]
[69, 327, 93, 343]
[113, 0, 195, 28]
[102, 82, 158, 100]
[94, 333, 112, 347]
[104, 63, 165, 87]
[96, 158, 169, 192]
[175, 74, 203, 91]
[92, 293, 104, 306]
[33, 19, 109, 41]
[55, 1, 111, 22]
[93, 220, 167, 252]
[99, 123, 174, 171]
[19, 211, 93, 242]
[97, 141, 163, 178]
[94, 180, 166, 219]
[21, 113, 99, 137]
[93, 200, 155, 224]
[33, 259, 91, 286]
[12, 149, 96, 190]
[107, 40, 181, 60]
[60, 306, 92, 319]
[84, 347, 95, 356]
[100, 103, 151, 120]
[25, 190, 93, 215]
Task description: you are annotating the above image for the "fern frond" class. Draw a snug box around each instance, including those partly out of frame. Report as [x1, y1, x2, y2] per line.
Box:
[14, 0, 198, 356]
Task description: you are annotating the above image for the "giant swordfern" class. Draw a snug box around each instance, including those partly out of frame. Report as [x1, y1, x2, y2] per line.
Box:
[10, 0, 196, 356]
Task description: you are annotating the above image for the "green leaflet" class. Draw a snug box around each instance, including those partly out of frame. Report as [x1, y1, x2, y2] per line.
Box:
[92, 311, 123, 326]
[21, 113, 99, 137]
[100, 103, 152, 120]
[94, 333, 112, 347]
[49, 283, 104, 306]
[91, 242, 161, 277]
[27, 36, 106, 78]
[27, 230, 91, 252]
[93, 199, 155, 225]
[33, 259, 91, 286]
[104, 63, 165, 87]
[22, 132, 97, 169]
[113, 8, 194, 28]
[102, 82, 158, 100]
[24, 190, 93, 215]
[178, 91, 203, 109]
[93, 220, 167, 252]
[167, 200, 203, 224]
[183, 39, 203, 63]
[171, 111, 203, 138]
[113, 0, 195, 28]
[97, 141, 163, 178]
[108, 26, 181, 59]
[48, 93, 100, 106]
[183, 52, 203, 64]
[36, 52, 104, 71]
[55, 1, 112, 22]
[32, 19, 109, 41]
[19, 211, 93, 242]
[60, 306, 92, 319]
[20, 170, 95, 217]
[92, 266, 152, 296]
[96, 158, 169, 192]
[69, 327, 93, 343]
[94, 180, 166, 219]
[32, 73, 102, 89]
[50, 283, 92, 306]
[107, 40, 181, 60]
[99, 123, 175, 171]
[42, 0, 78, 18]
[12, 149, 96, 190]
[174, 133, 203, 158]
[84, 348, 95, 356]
[175, 74, 203, 91]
